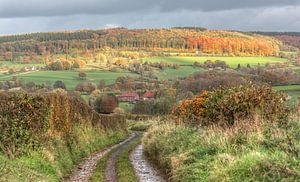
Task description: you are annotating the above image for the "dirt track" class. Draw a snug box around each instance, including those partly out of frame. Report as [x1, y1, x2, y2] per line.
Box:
[65, 132, 165, 182]
[64, 133, 136, 182]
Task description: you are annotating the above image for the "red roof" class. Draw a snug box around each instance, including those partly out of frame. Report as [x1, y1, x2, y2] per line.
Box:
[143, 91, 155, 98]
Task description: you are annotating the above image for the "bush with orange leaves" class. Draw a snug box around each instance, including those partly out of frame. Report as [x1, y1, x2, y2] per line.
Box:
[173, 84, 289, 126]
[173, 91, 208, 125]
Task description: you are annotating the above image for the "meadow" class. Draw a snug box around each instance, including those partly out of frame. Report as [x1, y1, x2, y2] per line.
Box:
[143, 56, 287, 68]
[0, 70, 139, 90]
[0, 55, 290, 90]
[273, 85, 300, 106]
[153, 66, 205, 80]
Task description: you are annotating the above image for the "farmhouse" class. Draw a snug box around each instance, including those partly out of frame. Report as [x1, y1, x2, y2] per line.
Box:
[143, 91, 155, 100]
[118, 92, 139, 102]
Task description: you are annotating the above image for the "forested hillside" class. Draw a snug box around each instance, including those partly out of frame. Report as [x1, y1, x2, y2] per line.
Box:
[255, 32, 300, 50]
[0, 28, 281, 60]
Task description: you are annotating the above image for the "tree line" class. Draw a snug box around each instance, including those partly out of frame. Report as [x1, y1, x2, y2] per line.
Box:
[0, 28, 281, 60]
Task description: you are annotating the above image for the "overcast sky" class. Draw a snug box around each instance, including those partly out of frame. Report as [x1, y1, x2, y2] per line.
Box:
[0, 0, 300, 35]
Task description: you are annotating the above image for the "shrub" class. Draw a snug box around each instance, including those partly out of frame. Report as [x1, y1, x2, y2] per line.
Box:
[132, 95, 175, 115]
[204, 84, 289, 126]
[132, 100, 154, 115]
[24, 81, 36, 91]
[174, 84, 289, 126]
[47, 60, 73, 71]
[53, 80, 66, 90]
[47, 61, 63, 71]
[72, 61, 80, 69]
[173, 91, 208, 124]
[78, 72, 87, 80]
[94, 95, 118, 114]
[62, 61, 72, 70]
[75, 82, 97, 94]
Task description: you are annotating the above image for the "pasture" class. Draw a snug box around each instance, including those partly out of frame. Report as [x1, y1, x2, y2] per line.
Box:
[273, 85, 300, 106]
[143, 56, 287, 68]
[153, 66, 205, 80]
[0, 70, 139, 90]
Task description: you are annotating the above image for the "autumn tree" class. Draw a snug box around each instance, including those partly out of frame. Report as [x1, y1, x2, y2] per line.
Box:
[47, 61, 63, 71]
[94, 95, 118, 114]
[75, 82, 96, 94]
[72, 61, 80, 69]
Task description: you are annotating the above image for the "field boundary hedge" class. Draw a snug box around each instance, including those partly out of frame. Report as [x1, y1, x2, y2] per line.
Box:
[0, 91, 126, 157]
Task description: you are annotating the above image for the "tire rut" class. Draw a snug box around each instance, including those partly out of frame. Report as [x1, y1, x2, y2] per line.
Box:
[64, 133, 136, 182]
[130, 144, 166, 182]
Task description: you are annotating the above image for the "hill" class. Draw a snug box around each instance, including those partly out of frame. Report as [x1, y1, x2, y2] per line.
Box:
[254, 32, 300, 50]
[0, 28, 281, 60]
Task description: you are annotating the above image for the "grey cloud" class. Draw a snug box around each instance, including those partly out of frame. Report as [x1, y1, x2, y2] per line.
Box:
[1, 5, 300, 35]
[0, 0, 300, 18]
[0, 0, 300, 35]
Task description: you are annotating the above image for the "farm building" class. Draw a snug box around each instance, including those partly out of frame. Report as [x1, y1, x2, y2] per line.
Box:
[143, 91, 155, 100]
[118, 92, 139, 102]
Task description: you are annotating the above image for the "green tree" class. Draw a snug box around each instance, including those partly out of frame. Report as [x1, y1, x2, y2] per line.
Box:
[78, 72, 87, 80]
[53, 80, 66, 90]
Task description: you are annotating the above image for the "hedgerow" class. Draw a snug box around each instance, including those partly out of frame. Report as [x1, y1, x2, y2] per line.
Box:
[0, 91, 126, 158]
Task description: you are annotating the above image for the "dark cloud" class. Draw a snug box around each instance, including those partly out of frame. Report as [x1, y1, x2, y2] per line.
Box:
[0, 0, 299, 34]
[0, 0, 299, 18]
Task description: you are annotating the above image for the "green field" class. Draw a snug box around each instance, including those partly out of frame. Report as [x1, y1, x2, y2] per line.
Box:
[154, 66, 205, 80]
[119, 102, 135, 112]
[273, 85, 300, 106]
[143, 56, 287, 68]
[0, 61, 45, 69]
[0, 70, 139, 90]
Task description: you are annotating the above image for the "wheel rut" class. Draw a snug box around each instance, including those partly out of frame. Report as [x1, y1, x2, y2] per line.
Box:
[130, 144, 166, 182]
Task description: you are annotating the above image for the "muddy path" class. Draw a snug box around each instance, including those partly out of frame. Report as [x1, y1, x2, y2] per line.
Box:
[130, 144, 166, 182]
[104, 133, 139, 182]
[64, 133, 136, 182]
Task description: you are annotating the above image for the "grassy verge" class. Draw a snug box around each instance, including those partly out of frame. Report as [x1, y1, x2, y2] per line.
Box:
[128, 121, 153, 132]
[143, 120, 300, 181]
[116, 135, 141, 182]
[90, 151, 111, 182]
[90, 134, 141, 182]
[0, 124, 127, 182]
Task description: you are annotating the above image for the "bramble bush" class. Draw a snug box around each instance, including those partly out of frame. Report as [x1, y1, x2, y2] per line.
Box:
[173, 84, 289, 126]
